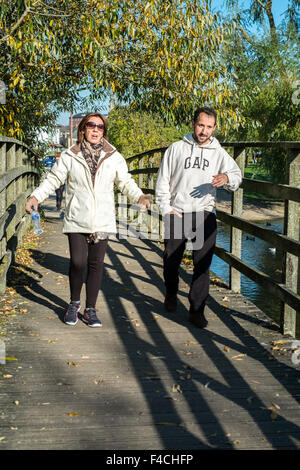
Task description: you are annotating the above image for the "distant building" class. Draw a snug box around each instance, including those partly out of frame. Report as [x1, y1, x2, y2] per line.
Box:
[57, 124, 69, 148]
[37, 124, 63, 153]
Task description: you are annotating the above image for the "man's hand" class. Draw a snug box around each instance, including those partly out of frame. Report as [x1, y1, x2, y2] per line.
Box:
[211, 173, 229, 188]
[25, 196, 38, 214]
[137, 194, 151, 211]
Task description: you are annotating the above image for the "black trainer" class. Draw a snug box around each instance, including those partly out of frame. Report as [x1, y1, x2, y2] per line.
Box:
[64, 301, 81, 326]
[82, 308, 102, 327]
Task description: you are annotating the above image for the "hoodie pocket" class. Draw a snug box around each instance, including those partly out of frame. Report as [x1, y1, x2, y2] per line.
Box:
[172, 192, 194, 210]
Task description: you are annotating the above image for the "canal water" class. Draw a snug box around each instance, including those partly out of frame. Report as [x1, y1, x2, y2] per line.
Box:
[211, 218, 300, 327]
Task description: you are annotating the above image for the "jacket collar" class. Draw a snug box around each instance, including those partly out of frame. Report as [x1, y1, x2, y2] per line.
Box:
[69, 138, 116, 157]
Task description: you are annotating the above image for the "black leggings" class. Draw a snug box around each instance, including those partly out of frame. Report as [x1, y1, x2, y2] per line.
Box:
[67, 233, 108, 308]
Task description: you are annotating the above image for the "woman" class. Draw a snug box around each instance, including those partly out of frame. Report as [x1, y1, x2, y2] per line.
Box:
[26, 112, 150, 327]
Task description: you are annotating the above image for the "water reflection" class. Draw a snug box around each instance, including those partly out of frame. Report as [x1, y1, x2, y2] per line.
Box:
[211, 219, 300, 325]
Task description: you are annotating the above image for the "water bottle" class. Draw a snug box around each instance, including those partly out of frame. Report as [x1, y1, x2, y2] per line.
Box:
[31, 207, 43, 235]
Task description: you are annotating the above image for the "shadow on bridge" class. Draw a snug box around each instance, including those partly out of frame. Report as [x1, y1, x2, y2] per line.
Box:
[5, 230, 300, 449]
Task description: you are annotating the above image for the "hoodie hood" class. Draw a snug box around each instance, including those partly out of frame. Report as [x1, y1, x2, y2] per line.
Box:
[183, 133, 221, 150]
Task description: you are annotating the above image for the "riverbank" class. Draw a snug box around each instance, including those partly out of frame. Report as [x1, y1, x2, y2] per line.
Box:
[216, 189, 284, 221]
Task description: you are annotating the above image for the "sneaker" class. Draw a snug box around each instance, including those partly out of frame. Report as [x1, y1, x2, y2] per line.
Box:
[64, 301, 81, 325]
[82, 308, 102, 327]
[188, 311, 208, 329]
[164, 292, 177, 312]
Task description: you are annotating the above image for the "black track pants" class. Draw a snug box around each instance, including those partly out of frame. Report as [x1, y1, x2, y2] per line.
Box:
[55, 184, 64, 209]
[163, 211, 217, 314]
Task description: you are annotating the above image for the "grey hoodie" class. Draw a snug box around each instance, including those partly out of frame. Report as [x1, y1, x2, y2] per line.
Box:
[155, 133, 242, 216]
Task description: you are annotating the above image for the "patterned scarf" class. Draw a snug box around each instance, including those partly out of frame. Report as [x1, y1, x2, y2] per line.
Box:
[81, 138, 104, 184]
[80, 138, 108, 243]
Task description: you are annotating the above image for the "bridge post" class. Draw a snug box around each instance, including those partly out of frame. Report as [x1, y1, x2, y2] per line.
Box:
[6, 143, 16, 244]
[138, 156, 144, 189]
[0, 137, 40, 293]
[282, 146, 300, 337]
[229, 146, 245, 292]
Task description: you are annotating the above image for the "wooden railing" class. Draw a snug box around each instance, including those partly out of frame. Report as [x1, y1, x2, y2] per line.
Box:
[126, 142, 300, 337]
[0, 136, 39, 293]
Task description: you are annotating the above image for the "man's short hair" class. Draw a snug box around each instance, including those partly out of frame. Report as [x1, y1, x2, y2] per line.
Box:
[193, 107, 217, 125]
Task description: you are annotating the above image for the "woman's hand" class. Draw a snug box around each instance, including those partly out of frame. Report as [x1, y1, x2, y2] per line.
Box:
[25, 196, 38, 214]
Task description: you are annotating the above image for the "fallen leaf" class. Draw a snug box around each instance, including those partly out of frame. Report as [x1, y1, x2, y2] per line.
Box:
[67, 361, 80, 367]
[155, 422, 179, 426]
[224, 346, 230, 352]
[172, 384, 182, 393]
[2, 306, 12, 312]
[270, 409, 277, 420]
[222, 296, 230, 302]
[272, 403, 281, 410]
[66, 413, 81, 416]
[0, 436, 6, 442]
[187, 340, 197, 345]
[93, 379, 104, 385]
[231, 354, 246, 360]
[14, 400, 19, 406]
[3, 374, 13, 379]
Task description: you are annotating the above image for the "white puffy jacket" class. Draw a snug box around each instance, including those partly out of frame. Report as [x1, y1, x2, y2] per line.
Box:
[31, 140, 143, 234]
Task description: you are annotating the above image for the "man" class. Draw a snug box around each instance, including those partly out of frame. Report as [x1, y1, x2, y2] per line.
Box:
[54, 154, 65, 211]
[155, 106, 242, 328]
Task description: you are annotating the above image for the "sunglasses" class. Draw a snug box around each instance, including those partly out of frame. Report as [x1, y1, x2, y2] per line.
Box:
[85, 121, 105, 130]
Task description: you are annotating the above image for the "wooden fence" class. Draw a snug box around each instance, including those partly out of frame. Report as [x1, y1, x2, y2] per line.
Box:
[126, 142, 300, 337]
[0, 136, 39, 293]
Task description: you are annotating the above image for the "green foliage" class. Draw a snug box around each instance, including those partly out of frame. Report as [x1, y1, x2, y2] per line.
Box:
[108, 107, 190, 157]
[218, 0, 299, 182]
[0, 0, 242, 146]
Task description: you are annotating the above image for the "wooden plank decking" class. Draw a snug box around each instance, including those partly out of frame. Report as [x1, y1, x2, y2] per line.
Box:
[0, 196, 299, 450]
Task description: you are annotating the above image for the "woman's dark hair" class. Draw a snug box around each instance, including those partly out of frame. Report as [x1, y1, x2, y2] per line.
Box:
[77, 112, 108, 143]
[193, 107, 217, 125]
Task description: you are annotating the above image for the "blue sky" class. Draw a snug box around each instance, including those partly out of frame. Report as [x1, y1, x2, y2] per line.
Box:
[57, 0, 290, 125]
[211, 0, 289, 22]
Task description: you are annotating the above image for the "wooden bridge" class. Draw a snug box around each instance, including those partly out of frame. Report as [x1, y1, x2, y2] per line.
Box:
[0, 136, 299, 450]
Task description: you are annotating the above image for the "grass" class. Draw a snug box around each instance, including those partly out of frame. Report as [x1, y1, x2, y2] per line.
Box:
[243, 163, 283, 202]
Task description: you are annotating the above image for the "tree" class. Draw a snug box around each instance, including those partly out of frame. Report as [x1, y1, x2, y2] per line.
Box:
[108, 106, 190, 158]
[0, 0, 243, 147]
[217, 0, 299, 180]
